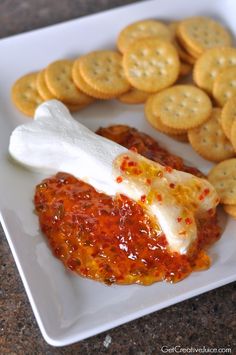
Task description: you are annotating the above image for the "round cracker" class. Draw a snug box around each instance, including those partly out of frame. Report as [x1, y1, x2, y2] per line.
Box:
[177, 17, 232, 56]
[213, 67, 236, 107]
[123, 38, 180, 93]
[117, 19, 173, 53]
[145, 96, 186, 135]
[193, 47, 236, 94]
[118, 88, 149, 104]
[221, 96, 236, 139]
[36, 70, 55, 100]
[11, 72, 43, 117]
[152, 85, 212, 130]
[72, 59, 108, 100]
[188, 108, 235, 162]
[79, 51, 130, 97]
[45, 59, 93, 105]
[208, 158, 236, 204]
[223, 204, 236, 218]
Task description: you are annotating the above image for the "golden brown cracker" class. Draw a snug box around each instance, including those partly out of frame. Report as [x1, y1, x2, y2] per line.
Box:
[72, 59, 109, 99]
[36, 69, 55, 100]
[123, 38, 180, 93]
[11, 72, 43, 117]
[145, 96, 186, 135]
[193, 47, 236, 94]
[117, 19, 173, 53]
[177, 16, 232, 56]
[188, 108, 235, 162]
[79, 51, 130, 97]
[213, 67, 236, 107]
[45, 59, 93, 105]
[208, 159, 236, 204]
[152, 85, 212, 130]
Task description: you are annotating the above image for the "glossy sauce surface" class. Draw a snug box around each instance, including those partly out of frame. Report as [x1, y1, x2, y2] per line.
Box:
[34, 125, 221, 285]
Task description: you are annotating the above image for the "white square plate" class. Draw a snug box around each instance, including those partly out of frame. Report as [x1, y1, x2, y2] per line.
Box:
[1, 0, 236, 347]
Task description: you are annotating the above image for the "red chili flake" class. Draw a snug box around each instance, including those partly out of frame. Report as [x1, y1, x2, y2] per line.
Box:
[165, 166, 173, 173]
[156, 194, 162, 202]
[120, 160, 127, 171]
[198, 194, 204, 201]
[169, 183, 175, 189]
[140, 195, 146, 203]
[177, 217, 182, 223]
[133, 168, 142, 175]
[185, 217, 192, 225]
[204, 188, 210, 196]
[116, 176, 123, 184]
[129, 146, 138, 153]
[157, 171, 163, 178]
[146, 178, 152, 185]
[128, 161, 137, 167]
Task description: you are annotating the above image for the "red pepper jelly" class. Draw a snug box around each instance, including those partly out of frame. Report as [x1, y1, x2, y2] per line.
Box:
[34, 126, 221, 286]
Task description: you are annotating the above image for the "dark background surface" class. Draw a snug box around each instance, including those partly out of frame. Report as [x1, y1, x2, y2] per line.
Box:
[0, 0, 235, 354]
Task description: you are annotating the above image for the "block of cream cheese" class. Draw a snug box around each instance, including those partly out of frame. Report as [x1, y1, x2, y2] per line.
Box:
[9, 100, 219, 254]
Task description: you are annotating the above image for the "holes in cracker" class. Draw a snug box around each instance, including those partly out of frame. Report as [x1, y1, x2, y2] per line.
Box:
[138, 24, 146, 31]
[229, 58, 236, 65]
[210, 72, 217, 78]
[156, 49, 163, 56]
[141, 49, 149, 57]
[183, 92, 190, 98]
[230, 80, 236, 87]
[217, 57, 226, 65]
[129, 69, 142, 78]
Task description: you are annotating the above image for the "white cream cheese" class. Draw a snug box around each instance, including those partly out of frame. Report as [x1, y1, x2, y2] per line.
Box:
[9, 100, 219, 254]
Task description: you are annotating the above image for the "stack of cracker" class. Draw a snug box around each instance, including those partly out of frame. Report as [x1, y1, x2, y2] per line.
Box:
[11, 18, 193, 116]
[11, 60, 95, 117]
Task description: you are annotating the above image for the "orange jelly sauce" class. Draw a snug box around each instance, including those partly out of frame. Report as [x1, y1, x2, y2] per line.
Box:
[34, 125, 221, 286]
